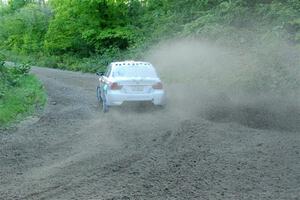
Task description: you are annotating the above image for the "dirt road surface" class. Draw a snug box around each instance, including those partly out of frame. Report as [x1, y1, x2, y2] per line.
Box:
[0, 67, 299, 200]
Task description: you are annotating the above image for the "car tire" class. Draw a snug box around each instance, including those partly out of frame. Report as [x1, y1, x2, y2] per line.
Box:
[102, 97, 109, 113]
[96, 86, 102, 102]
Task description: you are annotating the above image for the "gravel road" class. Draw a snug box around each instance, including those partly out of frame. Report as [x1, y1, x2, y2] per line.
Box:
[0, 67, 299, 200]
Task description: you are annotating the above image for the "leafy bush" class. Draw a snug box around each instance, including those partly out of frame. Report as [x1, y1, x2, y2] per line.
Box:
[1, 62, 31, 88]
[0, 52, 5, 61]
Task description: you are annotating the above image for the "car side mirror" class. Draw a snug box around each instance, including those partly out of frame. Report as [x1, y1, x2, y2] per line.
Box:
[96, 72, 104, 76]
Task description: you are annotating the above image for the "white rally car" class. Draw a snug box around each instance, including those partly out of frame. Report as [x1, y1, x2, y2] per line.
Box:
[96, 61, 166, 112]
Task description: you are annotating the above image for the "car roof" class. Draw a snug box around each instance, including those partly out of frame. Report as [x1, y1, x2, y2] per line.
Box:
[111, 61, 153, 67]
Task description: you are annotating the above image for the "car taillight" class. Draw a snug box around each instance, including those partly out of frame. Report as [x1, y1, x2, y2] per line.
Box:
[152, 82, 163, 90]
[110, 82, 123, 90]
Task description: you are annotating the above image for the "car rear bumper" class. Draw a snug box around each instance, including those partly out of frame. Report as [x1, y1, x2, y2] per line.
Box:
[106, 90, 166, 106]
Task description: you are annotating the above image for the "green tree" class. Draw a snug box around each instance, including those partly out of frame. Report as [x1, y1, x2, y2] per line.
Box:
[8, 0, 34, 10]
[45, 0, 139, 55]
[0, 3, 50, 53]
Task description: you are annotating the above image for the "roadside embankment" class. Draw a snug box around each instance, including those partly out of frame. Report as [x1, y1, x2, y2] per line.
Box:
[0, 61, 46, 126]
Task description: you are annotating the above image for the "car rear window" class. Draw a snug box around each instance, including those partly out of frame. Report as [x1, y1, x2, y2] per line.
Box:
[112, 66, 158, 78]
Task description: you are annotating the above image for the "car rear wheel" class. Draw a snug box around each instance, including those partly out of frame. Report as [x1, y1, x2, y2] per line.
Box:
[96, 86, 101, 102]
[102, 96, 109, 113]
[97, 86, 108, 112]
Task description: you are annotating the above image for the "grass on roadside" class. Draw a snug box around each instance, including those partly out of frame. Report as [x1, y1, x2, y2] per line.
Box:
[0, 74, 47, 126]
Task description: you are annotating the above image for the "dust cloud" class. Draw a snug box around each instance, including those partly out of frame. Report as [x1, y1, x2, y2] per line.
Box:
[145, 39, 300, 131]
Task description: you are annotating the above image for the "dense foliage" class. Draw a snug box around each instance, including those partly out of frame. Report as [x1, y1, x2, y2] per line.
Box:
[0, 0, 299, 72]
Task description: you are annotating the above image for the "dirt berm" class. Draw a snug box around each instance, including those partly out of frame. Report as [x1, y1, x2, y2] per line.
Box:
[0, 66, 299, 200]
